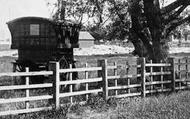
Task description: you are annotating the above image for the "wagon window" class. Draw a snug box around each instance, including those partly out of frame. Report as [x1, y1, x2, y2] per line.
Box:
[30, 24, 39, 35]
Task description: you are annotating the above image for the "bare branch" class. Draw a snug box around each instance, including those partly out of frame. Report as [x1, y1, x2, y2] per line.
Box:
[110, 0, 126, 25]
[94, 0, 103, 24]
[161, 0, 190, 15]
[165, 15, 190, 36]
[164, 5, 188, 25]
[101, 14, 112, 26]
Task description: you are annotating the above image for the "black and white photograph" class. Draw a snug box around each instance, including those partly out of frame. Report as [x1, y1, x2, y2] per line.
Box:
[0, 0, 190, 118]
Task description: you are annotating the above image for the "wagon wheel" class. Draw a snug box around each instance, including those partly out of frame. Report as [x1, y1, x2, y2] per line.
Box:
[12, 63, 25, 84]
[13, 63, 25, 72]
[15, 61, 46, 84]
[59, 56, 69, 70]
[59, 56, 70, 85]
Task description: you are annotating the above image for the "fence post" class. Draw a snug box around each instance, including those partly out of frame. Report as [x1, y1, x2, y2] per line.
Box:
[25, 67, 30, 109]
[98, 59, 108, 101]
[85, 63, 89, 100]
[140, 57, 146, 98]
[168, 58, 176, 92]
[49, 61, 60, 109]
[69, 64, 73, 104]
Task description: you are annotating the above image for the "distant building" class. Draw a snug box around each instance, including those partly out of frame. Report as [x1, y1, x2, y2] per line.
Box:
[0, 38, 10, 50]
[79, 31, 95, 48]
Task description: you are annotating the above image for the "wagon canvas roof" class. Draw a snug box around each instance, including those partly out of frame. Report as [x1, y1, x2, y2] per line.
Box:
[6, 16, 80, 26]
[79, 31, 94, 40]
[6, 16, 55, 25]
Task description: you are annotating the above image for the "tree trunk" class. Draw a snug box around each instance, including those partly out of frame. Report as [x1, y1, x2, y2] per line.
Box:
[143, 0, 169, 62]
[152, 40, 169, 62]
[129, 1, 154, 60]
[129, 29, 148, 57]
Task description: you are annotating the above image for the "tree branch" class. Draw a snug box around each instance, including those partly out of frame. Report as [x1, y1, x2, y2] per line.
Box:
[101, 14, 111, 26]
[94, 0, 103, 24]
[143, 0, 162, 39]
[108, 0, 127, 25]
[161, 0, 190, 15]
[164, 5, 188, 25]
[165, 15, 190, 36]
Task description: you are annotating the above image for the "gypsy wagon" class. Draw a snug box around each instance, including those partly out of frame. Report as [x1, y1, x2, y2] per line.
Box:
[7, 17, 80, 83]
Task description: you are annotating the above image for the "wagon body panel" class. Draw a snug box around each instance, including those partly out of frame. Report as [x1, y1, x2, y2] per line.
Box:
[7, 17, 57, 50]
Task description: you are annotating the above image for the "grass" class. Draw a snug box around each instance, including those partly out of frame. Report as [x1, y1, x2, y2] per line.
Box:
[1, 91, 190, 119]
[72, 91, 190, 119]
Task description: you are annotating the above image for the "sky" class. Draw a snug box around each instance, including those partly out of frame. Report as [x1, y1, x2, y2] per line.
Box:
[0, 0, 51, 42]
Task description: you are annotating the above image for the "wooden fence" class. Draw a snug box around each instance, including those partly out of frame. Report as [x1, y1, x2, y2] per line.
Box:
[0, 57, 190, 116]
[0, 69, 53, 116]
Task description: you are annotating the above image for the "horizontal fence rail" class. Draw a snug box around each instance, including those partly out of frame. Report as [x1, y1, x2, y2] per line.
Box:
[0, 57, 190, 116]
[59, 77, 102, 85]
[0, 83, 53, 91]
[0, 95, 53, 104]
[0, 71, 53, 77]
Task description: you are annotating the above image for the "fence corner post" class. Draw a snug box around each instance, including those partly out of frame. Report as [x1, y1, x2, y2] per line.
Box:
[49, 61, 60, 109]
[98, 59, 108, 101]
[168, 57, 176, 92]
[140, 57, 146, 98]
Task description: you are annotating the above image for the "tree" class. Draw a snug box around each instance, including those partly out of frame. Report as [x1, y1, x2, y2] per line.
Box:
[47, 0, 190, 62]
[128, 0, 190, 62]
[87, 0, 190, 62]
[105, 0, 130, 41]
[46, 0, 109, 40]
[46, 0, 108, 25]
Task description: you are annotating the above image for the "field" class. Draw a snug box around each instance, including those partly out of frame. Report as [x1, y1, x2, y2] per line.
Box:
[0, 44, 10, 51]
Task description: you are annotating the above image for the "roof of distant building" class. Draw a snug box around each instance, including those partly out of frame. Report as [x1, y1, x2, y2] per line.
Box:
[79, 31, 94, 40]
